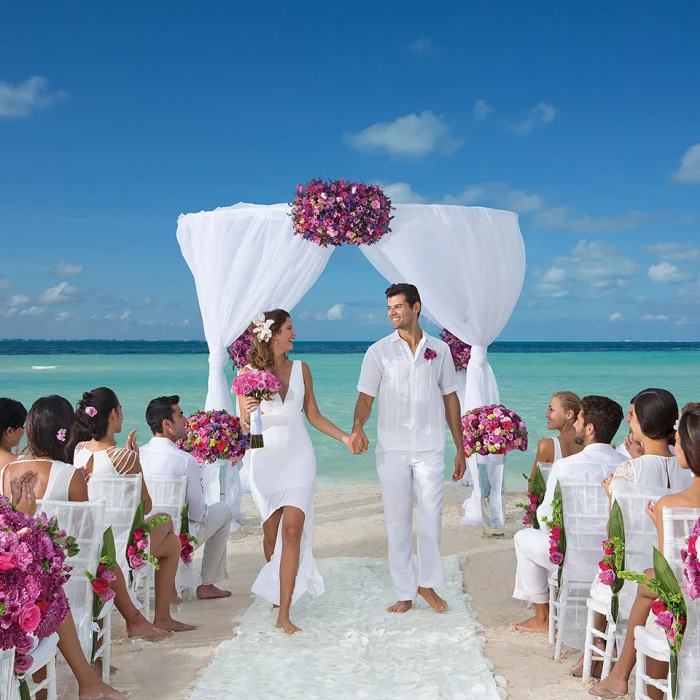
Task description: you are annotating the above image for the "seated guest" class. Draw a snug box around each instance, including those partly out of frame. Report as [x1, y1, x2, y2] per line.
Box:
[590, 403, 700, 698]
[512, 395, 626, 633]
[1, 396, 129, 699]
[528, 392, 583, 487]
[73, 387, 195, 632]
[0, 397, 28, 468]
[603, 387, 689, 499]
[140, 395, 233, 600]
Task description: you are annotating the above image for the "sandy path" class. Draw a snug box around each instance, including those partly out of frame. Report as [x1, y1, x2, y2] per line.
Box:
[56, 484, 590, 699]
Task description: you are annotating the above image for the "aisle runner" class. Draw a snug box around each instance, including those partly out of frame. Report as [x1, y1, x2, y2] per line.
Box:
[188, 556, 506, 700]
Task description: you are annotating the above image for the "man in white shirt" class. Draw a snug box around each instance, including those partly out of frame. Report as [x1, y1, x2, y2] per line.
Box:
[349, 283, 467, 614]
[140, 395, 233, 600]
[512, 394, 625, 632]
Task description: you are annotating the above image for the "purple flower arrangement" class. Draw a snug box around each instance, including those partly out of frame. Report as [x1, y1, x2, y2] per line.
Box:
[230, 370, 282, 449]
[290, 179, 392, 247]
[178, 409, 249, 466]
[681, 517, 700, 600]
[228, 329, 253, 370]
[439, 329, 471, 372]
[461, 404, 528, 458]
[0, 497, 77, 683]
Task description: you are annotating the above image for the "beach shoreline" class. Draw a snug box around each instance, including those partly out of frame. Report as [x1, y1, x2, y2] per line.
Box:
[52, 483, 585, 699]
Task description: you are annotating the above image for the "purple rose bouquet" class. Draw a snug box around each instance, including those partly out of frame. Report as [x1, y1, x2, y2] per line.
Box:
[230, 369, 282, 449]
[228, 330, 253, 370]
[290, 179, 393, 247]
[439, 329, 471, 372]
[680, 517, 700, 600]
[0, 497, 78, 697]
[178, 409, 249, 465]
[461, 404, 528, 458]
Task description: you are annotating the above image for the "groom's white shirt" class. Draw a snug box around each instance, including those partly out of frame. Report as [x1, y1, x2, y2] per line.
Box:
[357, 330, 458, 453]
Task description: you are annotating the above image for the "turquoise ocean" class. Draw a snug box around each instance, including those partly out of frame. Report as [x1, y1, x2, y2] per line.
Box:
[1, 340, 699, 491]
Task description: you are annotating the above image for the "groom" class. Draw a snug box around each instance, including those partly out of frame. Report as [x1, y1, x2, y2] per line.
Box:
[349, 283, 467, 613]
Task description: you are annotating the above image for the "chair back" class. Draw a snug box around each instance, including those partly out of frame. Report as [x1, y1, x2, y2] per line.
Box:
[88, 475, 142, 569]
[145, 475, 187, 533]
[662, 508, 700, 700]
[36, 499, 107, 659]
[537, 462, 553, 485]
[0, 648, 13, 700]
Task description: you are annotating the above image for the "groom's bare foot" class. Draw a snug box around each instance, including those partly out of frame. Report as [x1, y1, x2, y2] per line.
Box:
[513, 615, 549, 633]
[387, 600, 412, 613]
[275, 616, 302, 634]
[196, 584, 232, 600]
[418, 587, 448, 612]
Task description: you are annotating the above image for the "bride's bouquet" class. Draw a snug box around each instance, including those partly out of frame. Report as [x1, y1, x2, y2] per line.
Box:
[230, 370, 281, 449]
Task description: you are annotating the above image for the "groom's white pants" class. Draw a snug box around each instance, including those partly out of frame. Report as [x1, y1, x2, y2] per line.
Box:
[377, 450, 445, 601]
[512, 527, 556, 605]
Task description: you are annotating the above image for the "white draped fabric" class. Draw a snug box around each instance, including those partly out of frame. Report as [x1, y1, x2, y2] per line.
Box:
[361, 205, 526, 525]
[178, 203, 525, 525]
[177, 203, 334, 411]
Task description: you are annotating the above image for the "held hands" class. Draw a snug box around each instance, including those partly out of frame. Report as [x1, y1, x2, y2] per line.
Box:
[348, 428, 370, 455]
[126, 428, 139, 455]
[452, 452, 467, 482]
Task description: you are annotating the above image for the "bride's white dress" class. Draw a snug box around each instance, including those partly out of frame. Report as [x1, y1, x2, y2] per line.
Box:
[249, 360, 325, 605]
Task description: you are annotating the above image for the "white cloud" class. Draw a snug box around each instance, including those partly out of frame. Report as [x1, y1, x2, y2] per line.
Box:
[648, 261, 691, 284]
[55, 261, 84, 276]
[409, 37, 433, 55]
[609, 312, 624, 322]
[343, 111, 463, 157]
[642, 242, 700, 261]
[0, 76, 67, 118]
[641, 314, 670, 322]
[507, 102, 558, 135]
[677, 280, 700, 298]
[7, 294, 30, 308]
[106, 310, 132, 321]
[442, 183, 544, 214]
[55, 312, 74, 322]
[473, 99, 493, 121]
[673, 143, 700, 184]
[533, 206, 654, 233]
[382, 183, 428, 204]
[39, 281, 82, 304]
[315, 304, 345, 321]
[533, 239, 643, 299]
[138, 319, 155, 327]
[165, 319, 190, 327]
[3, 305, 46, 319]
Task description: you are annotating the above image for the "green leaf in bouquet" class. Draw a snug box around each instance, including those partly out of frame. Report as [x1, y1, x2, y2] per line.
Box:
[533, 465, 547, 496]
[181, 503, 190, 537]
[653, 546, 683, 598]
[90, 526, 116, 665]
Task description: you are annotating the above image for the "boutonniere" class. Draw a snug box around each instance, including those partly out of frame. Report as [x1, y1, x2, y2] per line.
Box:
[424, 348, 437, 365]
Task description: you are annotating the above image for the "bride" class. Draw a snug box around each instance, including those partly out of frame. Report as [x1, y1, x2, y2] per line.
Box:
[237, 309, 351, 634]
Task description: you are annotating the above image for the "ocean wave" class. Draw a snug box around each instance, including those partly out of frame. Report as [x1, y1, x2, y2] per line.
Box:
[31, 365, 58, 370]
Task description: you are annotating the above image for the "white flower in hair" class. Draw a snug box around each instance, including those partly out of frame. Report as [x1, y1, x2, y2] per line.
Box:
[252, 312, 274, 343]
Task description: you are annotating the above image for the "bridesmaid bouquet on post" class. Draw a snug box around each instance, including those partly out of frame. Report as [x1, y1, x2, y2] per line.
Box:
[230, 370, 282, 449]
[178, 409, 249, 465]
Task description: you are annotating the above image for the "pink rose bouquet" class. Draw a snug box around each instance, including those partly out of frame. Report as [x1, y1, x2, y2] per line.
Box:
[540, 481, 566, 588]
[230, 369, 282, 449]
[179, 505, 197, 565]
[439, 329, 471, 372]
[0, 497, 78, 697]
[84, 527, 117, 663]
[597, 501, 626, 622]
[680, 516, 700, 600]
[125, 500, 170, 585]
[228, 329, 253, 370]
[515, 465, 547, 528]
[461, 404, 528, 458]
[178, 409, 249, 465]
[290, 179, 393, 247]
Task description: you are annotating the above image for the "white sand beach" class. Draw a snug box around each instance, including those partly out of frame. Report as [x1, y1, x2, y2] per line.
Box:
[51, 484, 592, 699]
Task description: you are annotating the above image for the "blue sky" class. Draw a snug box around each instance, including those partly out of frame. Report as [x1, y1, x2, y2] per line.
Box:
[1, 1, 699, 342]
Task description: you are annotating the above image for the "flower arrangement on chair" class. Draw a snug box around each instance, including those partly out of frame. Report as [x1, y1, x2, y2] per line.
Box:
[178, 410, 249, 465]
[619, 548, 687, 699]
[541, 481, 566, 590]
[179, 504, 197, 565]
[597, 501, 626, 623]
[461, 404, 528, 458]
[0, 497, 78, 699]
[515, 465, 546, 528]
[680, 515, 700, 600]
[439, 329, 471, 372]
[290, 179, 393, 247]
[126, 500, 170, 586]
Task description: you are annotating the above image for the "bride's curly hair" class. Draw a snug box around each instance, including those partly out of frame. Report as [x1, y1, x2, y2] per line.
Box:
[245, 309, 291, 373]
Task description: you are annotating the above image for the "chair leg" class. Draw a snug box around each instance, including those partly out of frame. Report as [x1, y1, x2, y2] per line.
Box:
[102, 611, 112, 684]
[601, 622, 616, 681]
[582, 605, 596, 681]
[548, 583, 557, 645]
[143, 573, 151, 622]
[47, 655, 58, 700]
[635, 647, 646, 700]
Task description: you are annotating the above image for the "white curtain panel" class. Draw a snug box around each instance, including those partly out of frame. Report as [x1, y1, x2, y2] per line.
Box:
[361, 204, 526, 525]
[177, 203, 334, 411]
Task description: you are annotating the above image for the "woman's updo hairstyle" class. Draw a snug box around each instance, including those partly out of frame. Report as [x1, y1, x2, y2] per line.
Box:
[552, 391, 582, 429]
[631, 388, 679, 445]
[75, 387, 119, 441]
[246, 309, 291, 374]
[26, 395, 76, 463]
[678, 404, 700, 478]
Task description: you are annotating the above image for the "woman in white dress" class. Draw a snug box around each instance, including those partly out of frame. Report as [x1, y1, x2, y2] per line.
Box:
[590, 403, 700, 698]
[238, 310, 350, 634]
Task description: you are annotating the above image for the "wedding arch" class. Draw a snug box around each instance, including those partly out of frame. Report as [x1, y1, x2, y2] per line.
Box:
[176, 201, 526, 525]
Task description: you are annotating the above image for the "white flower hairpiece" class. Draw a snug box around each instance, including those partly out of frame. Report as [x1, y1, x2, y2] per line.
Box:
[252, 313, 274, 343]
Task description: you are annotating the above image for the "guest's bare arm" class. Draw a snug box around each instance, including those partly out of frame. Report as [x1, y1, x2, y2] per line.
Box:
[68, 470, 89, 502]
[443, 392, 466, 481]
[348, 394, 373, 454]
[528, 439, 555, 488]
[301, 363, 349, 444]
